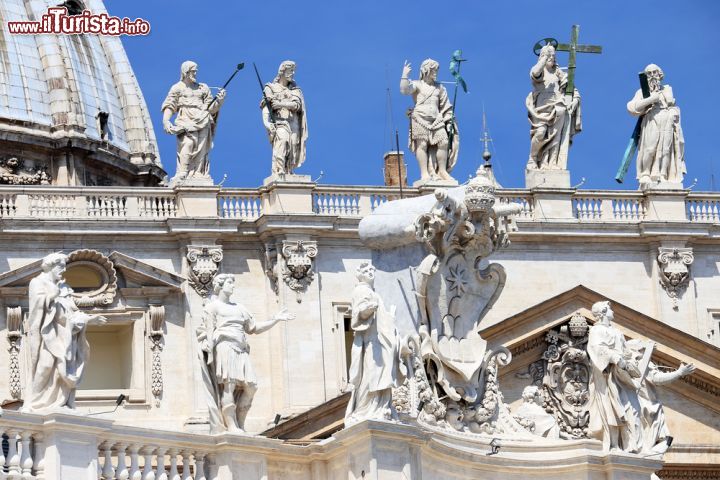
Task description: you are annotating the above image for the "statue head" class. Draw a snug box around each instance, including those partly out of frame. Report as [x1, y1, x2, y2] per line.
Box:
[591, 300, 614, 325]
[274, 60, 296, 84]
[644, 64, 664, 91]
[420, 59, 439, 83]
[539, 44, 556, 67]
[356, 261, 376, 286]
[180, 61, 198, 83]
[212, 273, 235, 296]
[41, 252, 68, 282]
[521, 385, 543, 406]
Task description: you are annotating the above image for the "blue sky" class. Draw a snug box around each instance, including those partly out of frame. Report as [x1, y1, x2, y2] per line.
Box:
[111, 0, 720, 190]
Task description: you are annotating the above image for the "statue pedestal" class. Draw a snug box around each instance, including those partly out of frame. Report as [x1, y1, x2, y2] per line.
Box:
[414, 177, 459, 193]
[525, 169, 570, 189]
[641, 180, 684, 191]
[261, 174, 316, 214]
[168, 174, 214, 188]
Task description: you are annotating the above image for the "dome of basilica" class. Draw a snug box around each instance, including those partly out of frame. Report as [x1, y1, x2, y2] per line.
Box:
[0, 0, 164, 186]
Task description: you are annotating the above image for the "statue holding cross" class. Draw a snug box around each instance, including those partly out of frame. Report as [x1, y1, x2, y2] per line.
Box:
[526, 26, 601, 179]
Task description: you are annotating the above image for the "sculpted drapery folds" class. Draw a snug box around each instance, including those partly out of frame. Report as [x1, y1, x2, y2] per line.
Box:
[162, 61, 225, 183]
[197, 274, 294, 433]
[627, 64, 685, 186]
[345, 262, 405, 425]
[586, 301, 695, 454]
[26, 253, 106, 411]
[526, 44, 581, 170]
[400, 59, 459, 183]
[261, 60, 308, 175]
[586, 301, 641, 451]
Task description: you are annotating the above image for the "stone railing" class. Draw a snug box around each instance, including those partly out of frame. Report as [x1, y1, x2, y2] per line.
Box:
[0, 184, 716, 225]
[217, 189, 262, 220]
[686, 193, 720, 223]
[0, 414, 44, 479]
[572, 191, 647, 221]
[312, 185, 416, 216]
[0, 186, 178, 219]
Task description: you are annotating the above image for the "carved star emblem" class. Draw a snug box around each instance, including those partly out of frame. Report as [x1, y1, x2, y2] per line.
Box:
[446, 264, 468, 295]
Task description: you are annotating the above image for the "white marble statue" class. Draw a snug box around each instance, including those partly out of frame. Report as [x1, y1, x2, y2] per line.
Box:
[162, 61, 225, 184]
[526, 44, 581, 170]
[25, 253, 106, 411]
[514, 385, 560, 438]
[197, 274, 294, 433]
[400, 59, 459, 184]
[261, 60, 308, 176]
[625, 339, 695, 454]
[345, 262, 405, 425]
[587, 301, 640, 451]
[627, 64, 685, 188]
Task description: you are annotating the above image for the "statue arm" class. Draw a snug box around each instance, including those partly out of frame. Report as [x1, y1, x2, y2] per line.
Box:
[250, 308, 295, 334]
[400, 60, 414, 96]
[648, 363, 695, 385]
[530, 54, 547, 80]
[628, 89, 662, 115]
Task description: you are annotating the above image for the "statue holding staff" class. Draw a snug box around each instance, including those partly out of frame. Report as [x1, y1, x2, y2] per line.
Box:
[400, 58, 459, 184]
[626, 64, 685, 188]
[162, 61, 225, 184]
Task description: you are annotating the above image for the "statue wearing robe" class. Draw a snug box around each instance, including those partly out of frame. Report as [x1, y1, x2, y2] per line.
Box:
[26, 253, 105, 411]
[345, 263, 405, 424]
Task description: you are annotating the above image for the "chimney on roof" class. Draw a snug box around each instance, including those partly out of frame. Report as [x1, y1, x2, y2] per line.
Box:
[383, 151, 407, 187]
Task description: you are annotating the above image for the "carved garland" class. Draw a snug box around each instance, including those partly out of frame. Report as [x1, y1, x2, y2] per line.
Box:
[6, 306, 22, 399]
[148, 305, 166, 406]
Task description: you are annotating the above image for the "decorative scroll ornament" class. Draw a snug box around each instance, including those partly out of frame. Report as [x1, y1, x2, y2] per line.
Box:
[6, 306, 22, 399]
[148, 305, 166, 406]
[260, 244, 279, 295]
[187, 246, 223, 297]
[657, 247, 693, 308]
[281, 240, 318, 300]
[66, 249, 118, 308]
[406, 169, 525, 434]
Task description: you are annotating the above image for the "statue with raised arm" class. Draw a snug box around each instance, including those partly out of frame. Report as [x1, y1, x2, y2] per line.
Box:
[345, 262, 406, 425]
[627, 64, 685, 188]
[526, 44, 581, 170]
[400, 59, 459, 184]
[261, 60, 308, 176]
[625, 339, 695, 454]
[162, 61, 225, 185]
[25, 253, 106, 411]
[196, 274, 294, 433]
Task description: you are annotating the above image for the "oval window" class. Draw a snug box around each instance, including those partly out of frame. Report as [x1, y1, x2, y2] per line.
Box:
[65, 264, 104, 293]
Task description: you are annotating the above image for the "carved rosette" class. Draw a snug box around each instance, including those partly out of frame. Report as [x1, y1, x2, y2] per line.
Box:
[6, 306, 22, 399]
[281, 240, 318, 300]
[148, 305, 165, 405]
[658, 247, 694, 308]
[187, 246, 223, 297]
[67, 249, 118, 308]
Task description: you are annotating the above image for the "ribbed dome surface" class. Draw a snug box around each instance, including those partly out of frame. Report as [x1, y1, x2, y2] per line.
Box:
[0, 0, 163, 185]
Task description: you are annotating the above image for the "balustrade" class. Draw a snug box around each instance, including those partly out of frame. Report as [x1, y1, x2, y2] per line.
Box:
[0, 427, 41, 480]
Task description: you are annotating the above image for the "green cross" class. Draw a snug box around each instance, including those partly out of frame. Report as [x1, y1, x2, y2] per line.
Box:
[556, 25, 602, 95]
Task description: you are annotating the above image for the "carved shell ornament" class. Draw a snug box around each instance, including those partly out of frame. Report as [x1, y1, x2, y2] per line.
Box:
[65, 249, 118, 308]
